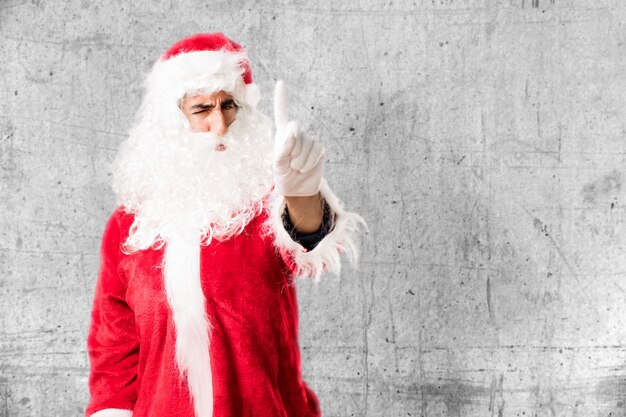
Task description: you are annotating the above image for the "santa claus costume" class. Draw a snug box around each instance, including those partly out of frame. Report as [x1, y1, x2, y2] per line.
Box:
[86, 33, 364, 417]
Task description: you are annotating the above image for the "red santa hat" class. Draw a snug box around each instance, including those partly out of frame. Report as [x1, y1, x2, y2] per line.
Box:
[161, 33, 253, 83]
[139, 32, 261, 130]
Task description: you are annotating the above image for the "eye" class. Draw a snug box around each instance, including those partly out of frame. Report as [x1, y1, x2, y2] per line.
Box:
[221, 101, 238, 111]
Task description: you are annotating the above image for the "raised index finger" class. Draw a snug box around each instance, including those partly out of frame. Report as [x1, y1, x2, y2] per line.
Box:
[274, 79, 289, 129]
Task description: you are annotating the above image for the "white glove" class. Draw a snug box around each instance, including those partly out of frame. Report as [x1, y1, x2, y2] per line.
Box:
[273, 80, 325, 197]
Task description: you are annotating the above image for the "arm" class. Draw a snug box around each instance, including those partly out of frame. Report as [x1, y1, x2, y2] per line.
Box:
[85, 210, 138, 417]
[272, 80, 327, 241]
[284, 193, 324, 234]
[269, 181, 365, 280]
[283, 194, 333, 251]
[270, 81, 365, 279]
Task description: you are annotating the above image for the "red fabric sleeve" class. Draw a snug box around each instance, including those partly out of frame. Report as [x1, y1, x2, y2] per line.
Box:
[86, 209, 139, 416]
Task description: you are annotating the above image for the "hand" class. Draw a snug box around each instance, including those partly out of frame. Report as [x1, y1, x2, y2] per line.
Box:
[273, 80, 325, 197]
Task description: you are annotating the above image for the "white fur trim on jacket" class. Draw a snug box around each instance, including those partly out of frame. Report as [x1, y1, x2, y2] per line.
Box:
[90, 409, 133, 417]
[267, 179, 366, 280]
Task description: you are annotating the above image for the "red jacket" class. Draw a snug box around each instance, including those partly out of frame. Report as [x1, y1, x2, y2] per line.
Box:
[86, 207, 320, 417]
[86, 183, 364, 417]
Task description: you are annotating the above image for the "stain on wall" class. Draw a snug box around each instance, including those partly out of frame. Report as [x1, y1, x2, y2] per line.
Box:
[582, 170, 622, 205]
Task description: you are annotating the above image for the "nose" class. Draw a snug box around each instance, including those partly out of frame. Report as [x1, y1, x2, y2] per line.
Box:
[210, 109, 227, 136]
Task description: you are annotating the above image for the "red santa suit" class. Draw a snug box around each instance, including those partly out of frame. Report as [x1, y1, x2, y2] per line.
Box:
[85, 33, 364, 417]
[86, 182, 362, 417]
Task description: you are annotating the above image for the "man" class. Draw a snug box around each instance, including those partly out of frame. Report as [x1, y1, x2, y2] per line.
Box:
[86, 33, 363, 417]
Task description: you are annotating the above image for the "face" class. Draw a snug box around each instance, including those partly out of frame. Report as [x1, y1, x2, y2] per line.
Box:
[180, 91, 238, 135]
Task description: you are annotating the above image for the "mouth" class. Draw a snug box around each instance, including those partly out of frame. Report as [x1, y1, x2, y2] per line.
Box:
[215, 143, 227, 152]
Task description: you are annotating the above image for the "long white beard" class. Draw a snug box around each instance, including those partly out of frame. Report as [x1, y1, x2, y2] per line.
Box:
[112, 106, 274, 250]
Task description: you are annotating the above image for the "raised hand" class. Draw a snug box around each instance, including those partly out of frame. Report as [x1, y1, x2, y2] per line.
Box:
[273, 80, 325, 197]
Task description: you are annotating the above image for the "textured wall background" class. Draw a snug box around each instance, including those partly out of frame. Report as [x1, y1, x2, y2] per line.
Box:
[1, 0, 625, 416]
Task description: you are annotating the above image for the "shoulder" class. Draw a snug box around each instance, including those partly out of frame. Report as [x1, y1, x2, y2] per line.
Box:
[111, 206, 134, 228]
[101, 207, 135, 256]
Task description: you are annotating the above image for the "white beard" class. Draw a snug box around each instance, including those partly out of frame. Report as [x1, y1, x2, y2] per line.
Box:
[112, 106, 274, 251]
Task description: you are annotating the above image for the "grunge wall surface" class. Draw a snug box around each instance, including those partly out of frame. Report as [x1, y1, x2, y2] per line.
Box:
[1, 1, 625, 416]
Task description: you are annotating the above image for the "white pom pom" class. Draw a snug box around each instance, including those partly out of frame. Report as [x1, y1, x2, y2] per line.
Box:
[245, 83, 261, 107]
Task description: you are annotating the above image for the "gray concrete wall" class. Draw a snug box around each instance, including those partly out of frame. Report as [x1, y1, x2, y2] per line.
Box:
[1, 0, 625, 416]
